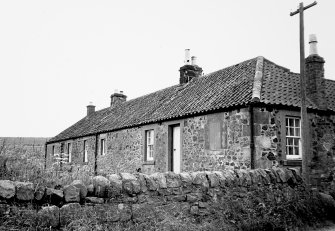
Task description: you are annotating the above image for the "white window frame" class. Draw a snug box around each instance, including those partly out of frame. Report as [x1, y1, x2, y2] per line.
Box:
[145, 130, 154, 161]
[67, 142, 72, 163]
[83, 140, 88, 162]
[100, 139, 106, 156]
[285, 117, 302, 159]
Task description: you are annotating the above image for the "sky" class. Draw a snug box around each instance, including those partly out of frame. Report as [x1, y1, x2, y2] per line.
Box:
[0, 0, 334, 137]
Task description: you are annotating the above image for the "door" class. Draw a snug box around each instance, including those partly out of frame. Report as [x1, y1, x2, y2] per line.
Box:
[172, 126, 181, 173]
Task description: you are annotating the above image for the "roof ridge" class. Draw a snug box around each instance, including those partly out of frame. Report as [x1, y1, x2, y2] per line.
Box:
[325, 78, 335, 83]
[94, 57, 260, 114]
[262, 57, 291, 72]
[251, 56, 264, 102]
[93, 84, 180, 114]
[201, 56, 258, 78]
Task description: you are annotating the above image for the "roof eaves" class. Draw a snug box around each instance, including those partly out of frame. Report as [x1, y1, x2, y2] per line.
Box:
[46, 103, 250, 144]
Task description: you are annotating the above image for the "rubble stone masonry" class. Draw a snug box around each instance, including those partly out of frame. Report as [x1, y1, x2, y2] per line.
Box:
[97, 128, 142, 175]
[0, 167, 314, 228]
[46, 107, 335, 184]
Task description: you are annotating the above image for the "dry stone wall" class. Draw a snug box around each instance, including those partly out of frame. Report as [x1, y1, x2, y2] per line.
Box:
[0, 167, 315, 228]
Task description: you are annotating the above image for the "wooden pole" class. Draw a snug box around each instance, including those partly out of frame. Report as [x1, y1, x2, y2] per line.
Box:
[299, 3, 310, 185]
[290, 1, 317, 185]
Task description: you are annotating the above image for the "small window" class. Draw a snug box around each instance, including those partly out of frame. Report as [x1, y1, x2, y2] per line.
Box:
[60, 143, 64, 154]
[83, 140, 88, 162]
[67, 143, 72, 163]
[100, 139, 105, 155]
[145, 130, 154, 161]
[209, 121, 222, 150]
[286, 117, 301, 159]
[52, 145, 55, 156]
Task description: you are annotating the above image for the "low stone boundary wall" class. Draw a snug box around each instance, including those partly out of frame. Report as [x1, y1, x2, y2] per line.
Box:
[0, 167, 308, 227]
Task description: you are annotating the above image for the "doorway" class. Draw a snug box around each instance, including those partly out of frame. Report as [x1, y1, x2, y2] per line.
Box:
[169, 125, 181, 173]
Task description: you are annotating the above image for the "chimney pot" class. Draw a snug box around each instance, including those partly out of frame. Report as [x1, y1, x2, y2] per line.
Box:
[184, 49, 191, 65]
[309, 34, 318, 56]
[191, 56, 197, 66]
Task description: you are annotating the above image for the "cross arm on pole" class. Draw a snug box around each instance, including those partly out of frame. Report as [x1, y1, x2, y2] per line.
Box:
[290, 1, 317, 16]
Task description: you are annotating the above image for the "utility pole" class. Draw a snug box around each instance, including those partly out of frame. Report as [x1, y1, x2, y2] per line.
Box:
[290, 1, 317, 185]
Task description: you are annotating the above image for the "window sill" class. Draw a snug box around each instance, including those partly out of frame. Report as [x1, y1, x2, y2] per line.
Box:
[143, 160, 155, 165]
[283, 159, 302, 166]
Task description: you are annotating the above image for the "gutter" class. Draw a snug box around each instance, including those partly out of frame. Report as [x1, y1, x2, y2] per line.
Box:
[45, 104, 249, 145]
[249, 104, 255, 169]
[94, 133, 98, 175]
[44, 143, 47, 170]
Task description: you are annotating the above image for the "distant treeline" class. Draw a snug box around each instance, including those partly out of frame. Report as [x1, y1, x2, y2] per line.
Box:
[0, 137, 49, 148]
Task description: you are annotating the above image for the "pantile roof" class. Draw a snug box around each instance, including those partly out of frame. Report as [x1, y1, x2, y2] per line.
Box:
[48, 56, 335, 143]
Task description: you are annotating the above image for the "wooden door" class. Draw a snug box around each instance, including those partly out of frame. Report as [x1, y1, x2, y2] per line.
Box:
[172, 126, 181, 173]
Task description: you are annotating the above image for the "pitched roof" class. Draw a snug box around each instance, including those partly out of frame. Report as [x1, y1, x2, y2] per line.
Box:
[325, 79, 335, 111]
[48, 56, 335, 143]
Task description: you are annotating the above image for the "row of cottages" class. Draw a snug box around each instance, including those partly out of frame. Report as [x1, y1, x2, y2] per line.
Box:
[46, 35, 335, 183]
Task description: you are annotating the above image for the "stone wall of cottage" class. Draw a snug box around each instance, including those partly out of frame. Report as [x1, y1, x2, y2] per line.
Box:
[153, 124, 169, 173]
[182, 109, 252, 171]
[253, 107, 280, 169]
[309, 114, 335, 189]
[46, 107, 335, 182]
[46, 136, 96, 174]
[72, 136, 95, 172]
[46, 108, 275, 174]
[97, 128, 142, 175]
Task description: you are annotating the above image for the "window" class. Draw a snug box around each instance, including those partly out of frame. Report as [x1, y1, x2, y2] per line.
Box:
[100, 139, 105, 155]
[83, 140, 88, 162]
[145, 130, 154, 161]
[67, 143, 72, 163]
[286, 117, 301, 159]
[209, 121, 222, 150]
[52, 145, 55, 156]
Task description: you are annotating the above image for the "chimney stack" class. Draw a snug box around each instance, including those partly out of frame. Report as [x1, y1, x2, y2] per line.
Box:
[87, 102, 95, 117]
[305, 34, 327, 110]
[110, 90, 127, 108]
[179, 49, 203, 84]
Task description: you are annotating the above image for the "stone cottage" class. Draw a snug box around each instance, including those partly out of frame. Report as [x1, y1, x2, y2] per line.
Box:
[46, 35, 335, 181]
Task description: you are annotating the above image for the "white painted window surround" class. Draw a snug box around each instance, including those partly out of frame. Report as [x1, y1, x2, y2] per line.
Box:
[146, 130, 154, 161]
[285, 117, 301, 159]
[83, 140, 88, 162]
[67, 143, 72, 163]
[101, 139, 106, 156]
